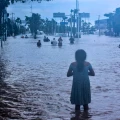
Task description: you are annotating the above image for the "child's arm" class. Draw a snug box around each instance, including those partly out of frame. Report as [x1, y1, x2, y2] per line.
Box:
[88, 64, 95, 76]
[67, 63, 73, 77]
[67, 69, 73, 77]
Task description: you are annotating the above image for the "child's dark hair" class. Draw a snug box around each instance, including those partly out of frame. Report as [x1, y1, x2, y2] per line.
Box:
[75, 49, 87, 72]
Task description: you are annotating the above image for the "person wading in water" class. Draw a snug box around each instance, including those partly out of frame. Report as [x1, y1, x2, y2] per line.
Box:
[67, 49, 95, 111]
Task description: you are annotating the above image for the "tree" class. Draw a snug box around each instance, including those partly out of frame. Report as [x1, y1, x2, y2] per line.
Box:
[0, 0, 52, 39]
[51, 19, 57, 34]
[104, 7, 120, 36]
[25, 13, 42, 36]
[13, 23, 19, 35]
[15, 17, 21, 24]
[0, 0, 52, 14]
[44, 18, 51, 34]
[25, 15, 58, 35]
[89, 26, 96, 33]
[62, 16, 68, 33]
[81, 20, 91, 34]
[7, 17, 21, 36]
[7, 18, 12, 36]
[39, 18, 45, 32]
[43, 18, 57, 35]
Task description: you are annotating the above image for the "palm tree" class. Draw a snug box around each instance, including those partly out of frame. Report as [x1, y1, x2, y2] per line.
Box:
[15, 17, 21, 24]
[0, 0, 53, 46]
[62, 16, 68, 33]
[25, 13, 42, 38]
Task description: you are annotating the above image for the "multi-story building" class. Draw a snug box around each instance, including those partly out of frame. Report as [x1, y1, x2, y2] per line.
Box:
[95, 19, 108, 35]
[95, 19, 108, 29]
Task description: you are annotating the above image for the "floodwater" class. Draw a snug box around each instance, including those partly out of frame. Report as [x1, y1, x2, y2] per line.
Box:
[0, 35, 120, 120]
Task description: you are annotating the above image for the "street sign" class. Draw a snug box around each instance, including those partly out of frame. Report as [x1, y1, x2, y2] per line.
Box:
[79, 13, 90, 18]
[53, 13, 65, 18]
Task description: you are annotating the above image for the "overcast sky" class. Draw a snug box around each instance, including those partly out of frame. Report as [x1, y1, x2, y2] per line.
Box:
[7, 0, 120, 25]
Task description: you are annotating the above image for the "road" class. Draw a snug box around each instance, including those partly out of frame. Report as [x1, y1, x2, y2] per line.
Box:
[0, 35, 120, 120]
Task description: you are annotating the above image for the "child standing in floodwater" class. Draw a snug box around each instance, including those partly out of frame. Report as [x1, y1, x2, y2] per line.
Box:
[67, 49, 95, 111]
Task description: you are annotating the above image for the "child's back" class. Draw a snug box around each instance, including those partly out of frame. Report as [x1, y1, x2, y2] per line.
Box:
[70, 62, 92, 105]
[67, 50, 95, 111]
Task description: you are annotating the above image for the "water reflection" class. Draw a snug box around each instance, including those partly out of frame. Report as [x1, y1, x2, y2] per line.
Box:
[71, 110, 92, 120]
[0, 57, 7, 83]
[0, 55, 22, 119]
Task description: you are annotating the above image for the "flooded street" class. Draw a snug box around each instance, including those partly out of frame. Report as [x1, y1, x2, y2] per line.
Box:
[0, 35, 120, 120]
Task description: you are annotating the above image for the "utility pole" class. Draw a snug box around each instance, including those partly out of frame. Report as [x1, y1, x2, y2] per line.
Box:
[51, 19, 54, 35]
[11, 13, 15, 36]
[76, 0, 78, 11]
[70, 13, 72, 37]
[73, 10, 76, 38]
[4, 9, 7, 41]
[1, 9, 4, 47]
[55, 21, 57, 36]
[76, 0, 80, 39]
[63, 17, 66, 34]
[30, 5, 33, 14]
[1, 10, 3, 47]
[5, 10, 7, 41]
[3, 9, 5, 41]
[30, 5, 34, 36]
[98, 15, 100, 36]
[77, 0, 80, 39]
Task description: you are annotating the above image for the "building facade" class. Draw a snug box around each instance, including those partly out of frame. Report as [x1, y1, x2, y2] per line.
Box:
[95, 19, 108, 29]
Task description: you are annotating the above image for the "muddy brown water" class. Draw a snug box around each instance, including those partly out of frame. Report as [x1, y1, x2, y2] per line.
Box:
[0, 35, 120, 120]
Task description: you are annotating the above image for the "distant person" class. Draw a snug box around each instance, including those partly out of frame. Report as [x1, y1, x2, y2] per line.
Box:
[44, 36, 50, 42]
[67, 49, 95, 111]
[21, 35, 24, 38]
[58, 37, 63, 46]
[44, 36, 46, 40]
[25, 35, 28, 38]
[69, 36, 74, 44]
[46, 37, 50, 42]
[51, 40, 53, 45]
[51, 38, 57, 46]
[37, 40, 41, 47]
[58, 37, 63, 42]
